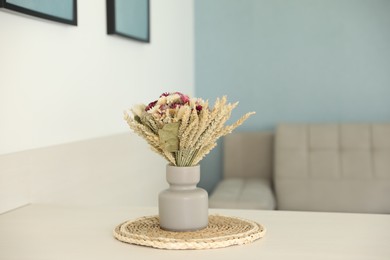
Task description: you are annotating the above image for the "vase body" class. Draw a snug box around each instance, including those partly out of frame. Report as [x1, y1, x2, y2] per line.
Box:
[158, 164, 208, 231]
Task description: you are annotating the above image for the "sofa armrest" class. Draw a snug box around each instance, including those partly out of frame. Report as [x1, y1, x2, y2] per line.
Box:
[209, 178, 276, 210]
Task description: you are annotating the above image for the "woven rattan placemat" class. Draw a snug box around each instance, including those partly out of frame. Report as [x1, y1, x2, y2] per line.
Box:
[113, 215, 266, 250]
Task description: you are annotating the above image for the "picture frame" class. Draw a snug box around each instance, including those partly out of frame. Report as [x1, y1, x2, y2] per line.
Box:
[106, 0, 150, 43]
[0, 0, 77, 26]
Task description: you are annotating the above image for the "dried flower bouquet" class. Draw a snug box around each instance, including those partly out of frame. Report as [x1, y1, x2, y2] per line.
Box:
[124, 92, 255, 167]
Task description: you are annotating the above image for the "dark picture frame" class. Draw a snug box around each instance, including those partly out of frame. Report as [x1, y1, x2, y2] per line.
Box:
[0, 0, 77, 25]
[106, 0, 150, 43]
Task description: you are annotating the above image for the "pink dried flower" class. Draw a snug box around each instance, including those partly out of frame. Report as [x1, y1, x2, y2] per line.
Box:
[160, 92, 170, 97]
[170, 103, 181, 109]
[145, 92, 205, 117]
[174, 92, 190, 104]
[145, 100, 157, 111]
[159, 104, 168, 111]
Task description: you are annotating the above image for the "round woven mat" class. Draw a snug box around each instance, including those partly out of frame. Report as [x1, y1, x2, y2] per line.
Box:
[113, 215, 266, 250]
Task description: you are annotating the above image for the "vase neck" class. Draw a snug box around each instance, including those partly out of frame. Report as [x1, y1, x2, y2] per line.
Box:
[169, 183, 197, 190]
[166, 164, 200, 188]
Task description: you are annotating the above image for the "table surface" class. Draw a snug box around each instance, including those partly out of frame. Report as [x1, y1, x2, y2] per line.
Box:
[0, 204, 389, 260]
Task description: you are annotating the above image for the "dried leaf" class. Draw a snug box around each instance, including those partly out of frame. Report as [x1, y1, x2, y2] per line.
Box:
[158, 122, 180, 152]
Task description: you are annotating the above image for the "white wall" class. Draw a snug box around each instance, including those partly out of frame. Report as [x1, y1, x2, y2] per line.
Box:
[0, 0, 194, 155]
[0, 0, 194, 213]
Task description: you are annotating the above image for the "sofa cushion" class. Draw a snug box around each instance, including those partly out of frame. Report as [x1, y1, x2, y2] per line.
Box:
[274, 123, 390, 214]
[223, 132, 273, 179]
[209, 178, 276, 210]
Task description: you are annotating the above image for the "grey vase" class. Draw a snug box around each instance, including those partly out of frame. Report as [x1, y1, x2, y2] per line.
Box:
[158, 164, 209, 231]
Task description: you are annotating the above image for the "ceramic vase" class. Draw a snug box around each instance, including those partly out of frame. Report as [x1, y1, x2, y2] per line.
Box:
[158, 164, 208, 231]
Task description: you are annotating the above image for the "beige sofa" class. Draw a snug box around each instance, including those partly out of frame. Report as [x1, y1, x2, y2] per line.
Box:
[209, 123, 390, 214]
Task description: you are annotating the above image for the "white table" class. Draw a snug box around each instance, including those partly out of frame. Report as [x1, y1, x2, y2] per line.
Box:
[0, 204, 389, 260]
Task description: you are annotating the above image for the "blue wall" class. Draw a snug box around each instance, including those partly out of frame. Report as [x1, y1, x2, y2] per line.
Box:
[195, 0, 390, 192]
